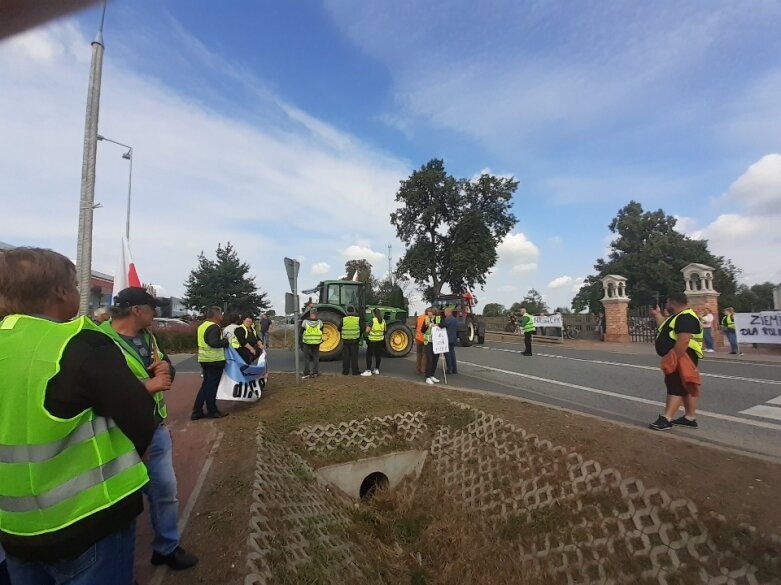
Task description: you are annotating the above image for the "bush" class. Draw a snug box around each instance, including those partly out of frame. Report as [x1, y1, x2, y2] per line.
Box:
[153, 324, 198, 353]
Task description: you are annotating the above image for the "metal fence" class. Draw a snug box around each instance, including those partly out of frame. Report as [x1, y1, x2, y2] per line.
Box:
[628, 306, 656, 343]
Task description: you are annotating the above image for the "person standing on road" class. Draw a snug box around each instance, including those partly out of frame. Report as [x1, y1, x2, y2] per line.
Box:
[424, 308, 442, 385]
[101, 287, 198, 571]
[0, 247, 156, 585]
[415, 310, 428, 376]
[721, 307, 739, 354]
[520, 308, 535, 356]
[301, 308, 323, 378]
[362, 308, 386, 376]
[340, 305, 362, 375]
[192, 307, 230, 420]
[259, 313, 272, 349]
[700, 307, 715, 353]
[649, 292, 704, 431]
[443, 307, 459, 374]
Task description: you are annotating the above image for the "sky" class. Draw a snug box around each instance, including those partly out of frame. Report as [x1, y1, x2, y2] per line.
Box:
[1, 0, 780, 313]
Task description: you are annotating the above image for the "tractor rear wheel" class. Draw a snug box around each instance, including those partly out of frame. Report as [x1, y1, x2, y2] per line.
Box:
[384, 322, 413, 357]
[317, 312, 343, 361]
[459, 320, 476, 347]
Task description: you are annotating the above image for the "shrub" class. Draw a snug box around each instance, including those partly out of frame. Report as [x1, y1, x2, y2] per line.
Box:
[153, 324, 198, 353]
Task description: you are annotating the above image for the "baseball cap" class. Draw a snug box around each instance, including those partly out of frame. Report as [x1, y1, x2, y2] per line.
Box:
[113, 287, 168, 308]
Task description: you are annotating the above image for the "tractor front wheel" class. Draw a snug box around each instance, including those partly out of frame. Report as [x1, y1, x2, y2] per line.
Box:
[459, 320, 476, 347]
[384, 323, 413, 357]
[317, 312, 343, 361]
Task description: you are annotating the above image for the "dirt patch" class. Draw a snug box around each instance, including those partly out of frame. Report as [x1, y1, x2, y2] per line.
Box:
[165, 373, 781, 584]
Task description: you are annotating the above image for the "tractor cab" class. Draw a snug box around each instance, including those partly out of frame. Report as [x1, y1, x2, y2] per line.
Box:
[303, 280, 365, 312]
[432, 293, 478, 318]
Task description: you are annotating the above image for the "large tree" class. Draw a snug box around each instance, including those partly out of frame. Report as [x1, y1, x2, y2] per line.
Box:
[391, 159, 518, 301]
[510, 289, 549, 315]
[732, 282, 776, 312]
[572, 201, 740, 312]
[482, 303, 506, 317]
[183, 242, 269, 316]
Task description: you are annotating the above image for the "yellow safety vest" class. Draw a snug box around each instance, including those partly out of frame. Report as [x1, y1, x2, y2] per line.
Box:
[342, 315, 360, 341]
[303, 321, 323, 345]
[198, 321, 225, 362]
[423, 316, 441, 344]
[722, 314, 735, 331]
[658, 308, 704, 359]
[368, 317, 386, 342]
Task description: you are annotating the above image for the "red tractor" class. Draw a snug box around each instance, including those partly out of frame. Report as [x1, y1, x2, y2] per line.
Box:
[431, 292, 486, 346]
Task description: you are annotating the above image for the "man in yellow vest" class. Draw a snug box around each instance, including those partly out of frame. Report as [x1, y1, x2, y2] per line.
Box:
[101, 287, 198, 571]
[721, 306, 739, 354]
[0, 247, 156, 584]
[339, 305, 362, 375]
[301, 307, 323, 378]
[649, 292, 704, 431]
[520, 307, 535, 356]
[192, 306, 230, 419]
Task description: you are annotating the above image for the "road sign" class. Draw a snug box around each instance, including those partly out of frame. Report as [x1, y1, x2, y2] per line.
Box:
[285, 293, 299, 315]
[284, 257, 300, 293]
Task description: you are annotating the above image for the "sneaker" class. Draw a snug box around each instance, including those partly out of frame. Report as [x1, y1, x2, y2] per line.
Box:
[431, 376, 440, 383]
[361, 370, 372, 377]
[301, 374, 310, 379]
[649, 415, 673, 431]
[706, 349, 715, 353]
[190, 411, 205, 421]
[372, 369, 380, 375]
[151, 546, 198, 571]
[671, 416, 699, 429]
[425, 377, 435, 385]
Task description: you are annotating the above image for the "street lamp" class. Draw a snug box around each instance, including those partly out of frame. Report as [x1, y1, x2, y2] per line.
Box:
[97, 134, 133, 239]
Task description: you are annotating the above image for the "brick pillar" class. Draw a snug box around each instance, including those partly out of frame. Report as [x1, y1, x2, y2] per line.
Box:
[601, 274, 630, 343]
[681, 263, 722, 348]
[603, 299, 630, 343]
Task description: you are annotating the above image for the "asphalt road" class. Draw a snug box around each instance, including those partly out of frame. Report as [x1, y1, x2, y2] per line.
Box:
[176, 340, 781, 461]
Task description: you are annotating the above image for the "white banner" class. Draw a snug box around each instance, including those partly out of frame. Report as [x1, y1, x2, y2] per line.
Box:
[431, 326, 450, 355]
[735, 312, 781, 344]
[216, 348, 267, 402]
[533, 314, 563, 328]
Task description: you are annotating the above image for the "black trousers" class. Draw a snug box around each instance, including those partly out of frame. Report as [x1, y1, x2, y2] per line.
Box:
[523, 331, 533, 355]
[342, 340, 359, 374]
[193, 361, 225, 414]
[425, 343, 440, 378]
[303, 344, 320, 375]
[366, 340, 383, 370]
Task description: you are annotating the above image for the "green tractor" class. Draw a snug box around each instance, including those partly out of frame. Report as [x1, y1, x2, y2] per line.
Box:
[299, 280, 414, 361]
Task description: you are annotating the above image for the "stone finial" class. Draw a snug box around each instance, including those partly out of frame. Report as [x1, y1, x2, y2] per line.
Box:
[601, 274, 629, 301]
[681, 263, 717, 294]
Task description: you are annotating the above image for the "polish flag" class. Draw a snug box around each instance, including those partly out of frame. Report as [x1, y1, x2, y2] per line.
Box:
[352, 270, 360, 282]
[112, 236, 142, 299]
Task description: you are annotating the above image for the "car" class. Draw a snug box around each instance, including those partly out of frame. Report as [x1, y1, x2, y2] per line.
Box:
[152, 317, 189, 328]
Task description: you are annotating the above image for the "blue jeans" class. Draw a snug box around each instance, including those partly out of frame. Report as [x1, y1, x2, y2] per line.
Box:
[703, 327, 714, 350]
[725, 329, 738, 353]
[145, 425, 180, 556]
[193, 362, 224, 414]
[6, 522, 135, 585]
[445, 343, 457, 374]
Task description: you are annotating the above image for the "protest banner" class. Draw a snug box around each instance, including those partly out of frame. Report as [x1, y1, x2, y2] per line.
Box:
[533, 314, 563, 328]
[431, 326, 449, 355]
[735, 311, 781, 345]
[216, 347, 267, 402]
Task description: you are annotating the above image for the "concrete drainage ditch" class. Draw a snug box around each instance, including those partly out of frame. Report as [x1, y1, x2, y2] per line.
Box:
[244, 406, 780, 585]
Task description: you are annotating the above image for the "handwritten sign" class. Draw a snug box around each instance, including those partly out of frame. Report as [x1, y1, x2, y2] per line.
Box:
[735, 311, 781, 345]
[533, 314, 563, 328]
[431, 326, 449, 355]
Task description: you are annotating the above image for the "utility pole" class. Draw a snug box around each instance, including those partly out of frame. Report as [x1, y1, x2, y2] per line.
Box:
[388, 244, 393, 286]
[75, 0, 107, 315]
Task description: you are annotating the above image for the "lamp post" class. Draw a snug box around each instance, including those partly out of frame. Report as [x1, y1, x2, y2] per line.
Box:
[97, 134, 133, 240]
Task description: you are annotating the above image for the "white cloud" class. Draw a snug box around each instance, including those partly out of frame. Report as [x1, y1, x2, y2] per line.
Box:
[342, 243, 386, 266]
[497, 232, 539, 268]
[0, 21, 409, 313]
[311, 262, 331, 276]
[548, 275, 573, 289]
[511, 262, 538, 274]
[722, 154, 781, 214]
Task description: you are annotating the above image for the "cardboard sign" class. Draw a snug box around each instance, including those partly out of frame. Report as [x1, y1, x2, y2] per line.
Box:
[735, 311, 781, 344]
[431, 326, 449, 355]
[533, 314, 563, 328]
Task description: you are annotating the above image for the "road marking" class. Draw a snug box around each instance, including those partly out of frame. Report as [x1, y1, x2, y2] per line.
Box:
[474, 345, 781, 386]
[768, 395, 781, 405]
[739, 405, 781, 421]
[459, 360, 781, 432]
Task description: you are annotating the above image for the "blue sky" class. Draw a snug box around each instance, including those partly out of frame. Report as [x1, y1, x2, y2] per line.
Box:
[1, 0, 780, 312]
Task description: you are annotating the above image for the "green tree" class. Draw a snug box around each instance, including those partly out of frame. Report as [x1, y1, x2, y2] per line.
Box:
[554, 306, 572, 314]
[482, 303, 506, 317]
[391, 159, 518, 301]
[572, 201, 740, 311]
[183, 243, 269, 316]
[731, 282, 776, 312]
[518, 288, 548, 315]
[344, 259, 373, 283]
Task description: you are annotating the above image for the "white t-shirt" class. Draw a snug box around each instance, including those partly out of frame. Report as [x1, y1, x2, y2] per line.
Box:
[701, 314, 714, 328]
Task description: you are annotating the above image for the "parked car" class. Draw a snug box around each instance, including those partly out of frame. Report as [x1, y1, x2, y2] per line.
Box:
[152, 317, 189, 329]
